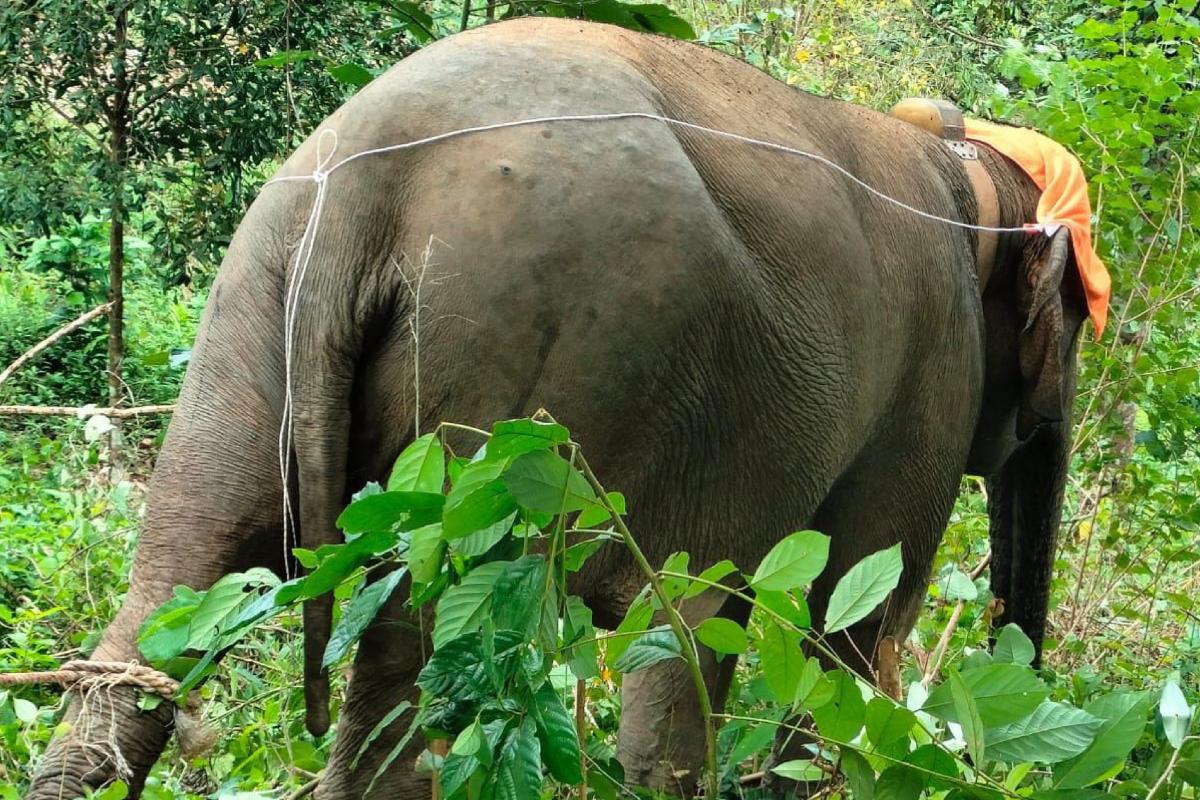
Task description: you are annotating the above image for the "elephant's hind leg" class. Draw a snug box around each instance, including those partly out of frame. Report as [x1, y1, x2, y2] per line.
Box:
[616, 589, 751, 797]
[317, 571, 429, 800]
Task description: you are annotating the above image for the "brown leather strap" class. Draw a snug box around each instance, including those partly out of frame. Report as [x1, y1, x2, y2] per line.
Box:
[963, 154, 999, 292]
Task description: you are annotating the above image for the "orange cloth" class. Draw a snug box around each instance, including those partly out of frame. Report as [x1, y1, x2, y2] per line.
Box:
[964, 118, 1110, 337]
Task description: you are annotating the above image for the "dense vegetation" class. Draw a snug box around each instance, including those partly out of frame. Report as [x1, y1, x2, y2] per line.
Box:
[0, 0, 1196, 797]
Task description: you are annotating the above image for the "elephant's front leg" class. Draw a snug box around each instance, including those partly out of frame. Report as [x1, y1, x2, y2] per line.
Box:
[617, 590, 750, 797]
[317, 571, 429, 800]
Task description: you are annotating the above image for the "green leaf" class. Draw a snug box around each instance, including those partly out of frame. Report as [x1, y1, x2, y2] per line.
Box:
[823, 543, 903, 633]
[866, 697, 917, 748]
[627, 3, 696, 38]
[754, 589, 811, 629]
[694, 617, 748, 655]
[606, 592, 652, 667]
[923, 664, 1049, 727]
[279, 530, 398, 603]
[750, 530, 830, 592]
[322, 568, 406, 667]
[488, 418, 570, 459]
[811, 669, 867, 744]
[563, 597, 599, 680]
[388, 433, 445, 493]
[904, 744, 959, 788]
[875, 763, 923, 800]
[444, 479, 518, 540]
[491, 556, 549, 639]
[432, 561, 509, 649]
[1176, 759, 1200, 787]
[949, 668, 986, 767]
[993, 624, 1036, 666]
[451, 511, 517, 558]
[406, 523, 445, 583]
[327, 62, 373, 86]
[563, 538, 605, 572]
[771, 760, 826, 782]
[614, 626, 683, 674]
[938, 568, 978, 602]
[502, 450, 596, 513]
[985, 702, 1103, 764]
[482, 716, 542, 800]
[337, 491, 443, 534]
[684, 559, 738, 598]
[575, 492, 625, 528]
[1159, 677, 1193, 749]
[840, 748, 877, 799]
[1053, 691, 1152, 789]
[137, 588, 201, 665]
[793, 656, 835, 713]
[758, 619, 805, 703]
[186, 568, 278, 650]
[530, 680, 582, 784]
[254, 49, 319, 68]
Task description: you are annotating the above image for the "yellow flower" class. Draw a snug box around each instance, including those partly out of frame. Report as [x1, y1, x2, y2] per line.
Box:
[237, 42, 249, 55]
[795, 49, 811, 63]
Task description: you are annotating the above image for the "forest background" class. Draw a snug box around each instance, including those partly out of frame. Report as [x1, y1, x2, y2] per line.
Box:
[0, 0, 1196, 797]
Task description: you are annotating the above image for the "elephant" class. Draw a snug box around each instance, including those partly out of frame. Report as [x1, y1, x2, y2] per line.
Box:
[26, 16, 1089, 800]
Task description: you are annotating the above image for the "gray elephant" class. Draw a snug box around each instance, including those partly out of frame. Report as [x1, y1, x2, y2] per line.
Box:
[26, 17, 1090, 800]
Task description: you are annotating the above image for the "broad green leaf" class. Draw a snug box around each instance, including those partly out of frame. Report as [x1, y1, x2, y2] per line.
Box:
[627, 3, 696, 38]
[770, 760, 825, 782]
[490, 556, 549, 639]
[949, 668, 986, 766]
[443, 479, 518, 540]
[840, 748, 877, 799]
[451, 511, 517, 558]
[754, 589, 811, 629]
[337, 491, 443, 533]
[684, 559, 739, 598]
[452, 719, 485, 757]
[418, 630, 525, 701]
[279, 530, 398, 603]
[904, 744, 959, 788]
[406, 523, 444, 583]
[488, 418, 569, 459]
[1159, 677, 1193, 749]
[614, 626, 683, 673]
[575, 492, 626, 528]
[483, 716, 542, 800]
[254, 49, 319, 68]
[1176, 759, 1200, 787]
[502, 450, 596, 513]
[186, 568, 278, 650]
[563, 596, 599, 680]
[758, 618, 805, 703]
[606, 592, 652, 667]
[530, 680, 582, 784]
[322, 568, 406, 667]
[811, 669, 867, 744]
[823, 543, 903, 633]
[563, 538, 605, 572]
[875, 763, 923, 800]
[695, 617, 749, 655]
[1053, 691, 1152, 788]
[327, 62, 373, 86]
[866, 697, 917, 748]
[938, 568, 978, 602]
[432, 561, 508, 649]
[923, 664, 1049, 727]
[750, 530, 830, 592]
[388, 433, 445, 493]
[985, 702, 1103, 764]
[793, 656, 835, 713]
[137, 588, 201, 665]
[660, 551, 691, 600]
[994, 624, 1036, 666]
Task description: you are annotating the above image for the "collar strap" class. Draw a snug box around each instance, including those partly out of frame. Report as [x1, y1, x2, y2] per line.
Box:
[946, 140, 1000, 292]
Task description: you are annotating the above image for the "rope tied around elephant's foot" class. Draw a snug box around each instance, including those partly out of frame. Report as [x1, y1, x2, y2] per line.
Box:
[0, 660, 217, 762]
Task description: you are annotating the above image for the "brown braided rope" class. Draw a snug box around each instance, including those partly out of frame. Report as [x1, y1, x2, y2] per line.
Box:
[0, 660, 199, 709]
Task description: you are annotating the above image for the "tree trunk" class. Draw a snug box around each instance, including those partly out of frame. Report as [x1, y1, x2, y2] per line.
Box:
[107, 5, 129, 468]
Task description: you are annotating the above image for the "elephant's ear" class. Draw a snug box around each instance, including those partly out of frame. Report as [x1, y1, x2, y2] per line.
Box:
[1015, 227, 1088, 440]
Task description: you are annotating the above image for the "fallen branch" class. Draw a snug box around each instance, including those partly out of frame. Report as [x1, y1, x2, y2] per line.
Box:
[0, 302, 114, 389]
[0, 404, 176, 418]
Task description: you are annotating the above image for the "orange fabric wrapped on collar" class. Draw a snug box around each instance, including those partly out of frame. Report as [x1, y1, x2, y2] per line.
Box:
[964, 118, 1111, 337]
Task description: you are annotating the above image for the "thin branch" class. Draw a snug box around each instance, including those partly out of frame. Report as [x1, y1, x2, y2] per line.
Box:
[0, 404, 175, 418]
[0, 302, 113, 388]
[42, 98, 103, 146]
[912, 1, 1002, 49]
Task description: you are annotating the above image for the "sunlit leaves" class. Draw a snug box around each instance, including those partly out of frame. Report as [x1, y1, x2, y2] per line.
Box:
[613, 626, 683, 674]
[750, 530, 829, 592]
[985, 702, 1103, 764]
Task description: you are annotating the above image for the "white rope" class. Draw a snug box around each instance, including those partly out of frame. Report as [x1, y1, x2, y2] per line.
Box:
[266, 111, 1048, 571]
